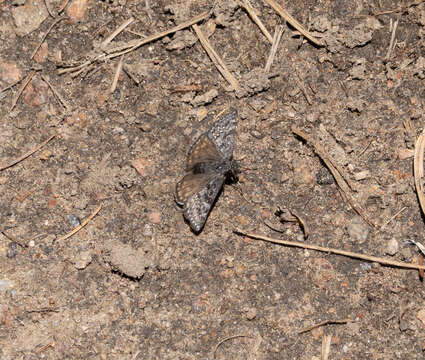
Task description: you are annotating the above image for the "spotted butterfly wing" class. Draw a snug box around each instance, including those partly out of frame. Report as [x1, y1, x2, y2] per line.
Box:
[182, 174, 225, 232]
[208, 109, 238, 162]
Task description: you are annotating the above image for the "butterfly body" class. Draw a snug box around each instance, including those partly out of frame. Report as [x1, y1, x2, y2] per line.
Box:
[175, 109, 238, 233]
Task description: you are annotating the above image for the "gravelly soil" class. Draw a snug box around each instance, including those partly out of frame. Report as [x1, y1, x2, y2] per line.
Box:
[1, 0, 425, 358]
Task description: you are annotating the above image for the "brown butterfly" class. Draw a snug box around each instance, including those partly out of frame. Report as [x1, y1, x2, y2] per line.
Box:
[175, 109, 238, 232]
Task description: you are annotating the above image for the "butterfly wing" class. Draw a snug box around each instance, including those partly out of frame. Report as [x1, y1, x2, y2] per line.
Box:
[183, 174, 225, 232]
[186, 133, 223, 171]
[175, 172, 218, 205]
[208, 108, 238, 162]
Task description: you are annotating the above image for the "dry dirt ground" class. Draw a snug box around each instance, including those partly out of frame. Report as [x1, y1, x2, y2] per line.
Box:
[1, 0, 425, 359]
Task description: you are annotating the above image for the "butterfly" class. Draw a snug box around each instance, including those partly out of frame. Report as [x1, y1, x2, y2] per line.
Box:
[175, 108, 238, 233]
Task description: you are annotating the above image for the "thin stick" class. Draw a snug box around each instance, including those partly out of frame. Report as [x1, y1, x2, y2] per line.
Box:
[296, 75, 313, 105]
[213, 335, 253, 359]
[30, 17, 65, 59]
[44, 0, 55, 18]
[40, 75, 71, 110]
[58, 11, 211, 75]
[298, 319, 351, 334]
[264, 25, 284, 72]
[0, 134, 55, 171]
[375, 206, 407, 234]
[58, 0, 70, 13]
[8, 70, 36, 112]
[240, 0, 273, 43]
[234, 229, 425, 270]
[414, 127, 425, 216]
[58, 59, 92, 75]
[291, 125, 375, 227]
[192, 24, 240, 91]
[385, 18, 398, 61]
[101, 17, 134, 48]
[0, 77, 23, 94]
[1, 230, 28, 248]
[110, 56, 123, 94]
[262, 0, 322, 46]
[56, 205, 102, 242]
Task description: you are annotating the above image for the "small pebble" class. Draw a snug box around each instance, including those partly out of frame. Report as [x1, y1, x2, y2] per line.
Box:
[354, 170, 370, 181]
[399, 319, 409, 332]
[245, 307, 257, 320]
[316, 167, 334, 185]
[68, 214, 81, 228]
[143, 224, 153, 237]
[0, 280, 11, 292]
[386, 238, 399, 255]
[346, 216, 369, 243]
[6, 242, 19, 258]
[148, 211, 161, 224]
[74, 251, 92, 270]
[417, 309, 425, 325]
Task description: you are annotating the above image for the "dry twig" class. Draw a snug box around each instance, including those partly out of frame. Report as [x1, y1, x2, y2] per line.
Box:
[192, 24, 240, 91]
[101, 17, 135, 49]
[41, 75, 71, 110]
[291, 125, 375, 227]
[234, 229, 425, 270]
[0, 134, 55, 171]
[373, 0, 424, 15]
[375, 206, 407, 234]
[31, 17, 65, 59]
[0, 76, 23, 95]
[56, 205, 102, 242]
[213, 334, 254, 359]
[8, 70, 36, 113]
[44, 0, 55, 18]
[59, 11, 211, 75]
[298, 318, 351, 334]
[1, 230, 28, 248]
[58, 0, 70, 13]
[262, 0, 322, 46]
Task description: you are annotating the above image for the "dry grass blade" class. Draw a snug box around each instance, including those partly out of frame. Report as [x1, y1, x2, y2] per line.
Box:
[59, 11, 210, 76]
[31, 16, 65, 59]
[385, 18, 399, 61]
[414, 127, 425, 216]
[8, 70, 36, 112]
[41, 75, 71, 110]
[321, 335, 332, 360]
[240, 0, 273, 43]
[192, 24, 240, 91]
[234, 229, 425, 270]
[212, 334, 254, 359]
[101, 17, 135, 49]
[108, 11, 209, 55]
[264, 25, 284, 72]
[0, 134, 55, 171]
[262, 0, 322, 46]
[56, 205, 102, 242]
[110, 56, 124, 94]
